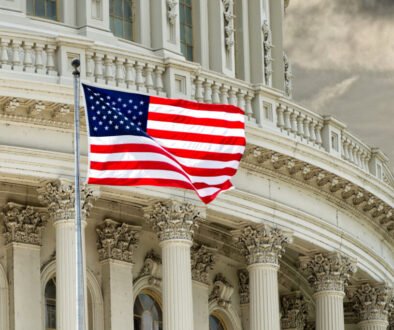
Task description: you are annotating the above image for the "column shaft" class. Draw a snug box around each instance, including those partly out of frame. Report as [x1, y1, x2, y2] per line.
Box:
[248, 263, 280, 330]
[161, 240, 194, 330]
[359, 320, 389, 330]
[315, 291, 345, 330]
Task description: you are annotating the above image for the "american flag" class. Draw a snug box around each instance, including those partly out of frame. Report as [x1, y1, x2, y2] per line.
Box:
[82, 83, 245, 204]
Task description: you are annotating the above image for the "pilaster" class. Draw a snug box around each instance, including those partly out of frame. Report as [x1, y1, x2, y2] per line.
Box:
[238, 269, 250, 330]
[96, 219, 141, 330]
[191, 0, 209, 69]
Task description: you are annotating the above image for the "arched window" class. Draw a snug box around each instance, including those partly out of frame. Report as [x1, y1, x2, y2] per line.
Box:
[110, 0, 134, 41]
[179, 0, 193, 61]
[44, 277, 56, 330]
[27, 0, 58, 21]
[134, 292, 163, 330]
[209, 314, 226, 330]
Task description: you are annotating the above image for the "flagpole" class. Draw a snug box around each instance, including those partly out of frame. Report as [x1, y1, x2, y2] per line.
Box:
[72, 58, 85, 330]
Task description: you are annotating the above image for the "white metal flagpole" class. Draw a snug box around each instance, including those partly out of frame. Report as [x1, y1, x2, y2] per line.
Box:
[72, 58, 86, 330]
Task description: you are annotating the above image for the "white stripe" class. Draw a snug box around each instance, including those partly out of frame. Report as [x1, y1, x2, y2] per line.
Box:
[149, 103, 245, 122]
[153, 138, 245, 154]
[89, 169, 231, 185]
[90, 135, 154, 146]
[196, 187, 221, 197]
[147, 120, 245, 137]
[90, 152, 239, 169]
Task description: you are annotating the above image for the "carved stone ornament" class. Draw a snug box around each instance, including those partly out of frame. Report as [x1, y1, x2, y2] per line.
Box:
[232, 224, 291, 265]
[238, 269, 249, 304]
[144, 200, 203, 241]
[37, 179, 95, 222]
[299, 252, 357, 293]
[347, 283, 393, 322]
[166, 0, 178, 25]
[283, 52, 293, 98]
[209, 273, 234, 309]
[96, 219, 141, 263]
[1, 202, 48, 245]
[222, 0, 235, 50]
[280, 292, 309, 330]
[262, 20, 273, 85]
[138, 249, 162, 286]
[191, 244, 216, 284]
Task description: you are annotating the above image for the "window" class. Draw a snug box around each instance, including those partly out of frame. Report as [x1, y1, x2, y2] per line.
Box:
[27, 0, 58, 21]
[110, 0, 134, 41]
[209, 315, 226, 330]
[134, 293, 163, 330]
[179, 0, 193, 61]
[45, 277, 56, 330]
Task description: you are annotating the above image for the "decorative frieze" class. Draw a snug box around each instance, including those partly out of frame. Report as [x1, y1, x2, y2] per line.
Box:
[280, 292, 308, 330]
[222, 0, 235, 50]
[1, 202, 48, 245]
[347, 283, 392, 322]
[37, 179, 94, 222]
[144, 200, 203, 241]
[232, 224, 291, 265]
[166, 0, 178, 25]
[238, 269, 249, 304]
[299, 252, 357, 292]
[262, 20, 273, 85]
[209, 273, 234, 309]
[191, 244, 216, 285]
[96, 219, 141, 263]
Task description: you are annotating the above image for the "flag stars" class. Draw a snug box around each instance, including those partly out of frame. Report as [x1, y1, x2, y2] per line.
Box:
[128, 99, 133, 103]
[122, 104, 127, 108]
[117, 98, 122, 102]
[127, 110, 132, 114]
[91, 106, 95, 110]
[138, 111, 143, 115]
[97, 111, 101, 114]
[89, 96, 94, 100]
[99, 121, 103, 125]
[140, 101, 144, 105]
[93, 127, 98, 131]
[105, 126, 109, 130]
[92, 116, 96, 121]
[115, 125, 119, 130]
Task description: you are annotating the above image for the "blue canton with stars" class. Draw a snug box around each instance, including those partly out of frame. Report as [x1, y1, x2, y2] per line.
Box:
[82, 84, 150, 137]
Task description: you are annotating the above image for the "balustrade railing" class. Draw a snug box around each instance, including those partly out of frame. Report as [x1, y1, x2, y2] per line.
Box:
[0, 29, 392, 187]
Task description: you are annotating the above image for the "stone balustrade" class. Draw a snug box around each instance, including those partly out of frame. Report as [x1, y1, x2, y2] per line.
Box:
[0, 29, 392, 188]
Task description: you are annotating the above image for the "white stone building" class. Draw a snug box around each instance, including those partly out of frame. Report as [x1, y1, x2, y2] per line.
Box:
[0, 0, 393, 330]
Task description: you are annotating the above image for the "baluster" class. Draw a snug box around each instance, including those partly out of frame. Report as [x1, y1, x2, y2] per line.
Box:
[85, 50, 94, 81]
[315, 123, 323, 146]
[115, 57, 126, 88]
[303, 117, 310, 140]
[34, 43, 45, 74]
[309, 120, 316, 143]
[341, 138, 348, 159]
[22, 41, 34, 73]
[45, 44, 57, 76]
[125, 60, 135, 90]
[11, 39, 22, 71]
[0, 38, 11, 70]
[93, 53, 104, 83]
[290, 110, 297, 134]
[245, 92, 253, 121]
[220, 85, 229, 104]
[276, 104, 285, 129]
[203, 80, 212, 103]
[228, 88, 237, 106]
[211, 83, 220, 104]
[348, 143, 355, 164]
[194, 76, 204, 102]
[154, 66, 165, 96]
[283, 107, 291, 132]
[237, 90, 245, 111]
[355, 147, 362, 168]
[104, 55, 115, 85]
[364, 153, 371, 172]
[144, 64, 155, 93]
[134, 61, 145, 92]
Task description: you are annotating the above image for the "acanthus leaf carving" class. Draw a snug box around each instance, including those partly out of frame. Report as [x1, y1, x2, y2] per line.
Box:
[283, 52, 293, 98]
[222, 0, 235, 50]
[191, 244, 216, 285]
[238, 269, 249, 304]
[209, 273, 234, 309]
[138, 249, 162, 286]
[280, 292, 309, 330]
[262, 20, 273, 85]
[166, 0, 178, 25]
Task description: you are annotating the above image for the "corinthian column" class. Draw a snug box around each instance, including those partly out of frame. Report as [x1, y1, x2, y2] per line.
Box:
[96, 219, 141, 330]
[347, 283, 392, 330]
[144, 201, 204, 330]
[232, 224, 292, 330]
[299, 252, 357, 330]
[38, 179, 94, 330]
[1, 202, 48, 330]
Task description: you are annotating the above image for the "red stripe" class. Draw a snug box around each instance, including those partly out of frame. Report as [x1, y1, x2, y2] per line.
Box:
[90, 161, 237, 177]
[149, 96, 244, 114]
[147, 129, 246, 146]
[147, 112, 245, 129]
[90, 143, 243, 162]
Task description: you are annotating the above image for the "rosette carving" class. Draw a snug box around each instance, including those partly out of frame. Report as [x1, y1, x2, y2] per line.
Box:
[191, 244, 216, 284]
[299, 252, 357, 292]
[1, 202, 48, 245]
[96, 219, 141, 263]
[144, 200, 203, 241]
[238, 269, 249, 304]
[280, 292, 309, 330]
[232, 224, 291, 265]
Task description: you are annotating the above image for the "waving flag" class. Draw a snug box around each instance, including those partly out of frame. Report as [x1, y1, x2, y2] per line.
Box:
[82, 83, 245, 204]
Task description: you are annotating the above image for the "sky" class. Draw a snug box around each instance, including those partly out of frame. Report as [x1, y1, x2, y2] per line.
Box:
[284, 0, 394, 171]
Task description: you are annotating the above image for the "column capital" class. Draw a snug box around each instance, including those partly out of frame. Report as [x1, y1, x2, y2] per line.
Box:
[347, 283, 392, 323]
[191, 244, 216, 285]
[96, 219, 141, 263]
[232, 224, 292, 265]
[143, 200, 204, 242]
[238, 269, 249, 304]
[1, 202, 48, 245]
[280, 292, 309, 330]
[37, 179, 95, 221]
[299, 252, 357, 293]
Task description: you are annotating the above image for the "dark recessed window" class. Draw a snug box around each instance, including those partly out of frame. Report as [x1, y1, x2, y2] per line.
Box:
[134, 293, 163, 330]
[27, 0, 58, 21]
[209, 314, 226, 330]
[179, 0, 193, 61]
[45, 277, 57, 330]
[110, 0, 134, 41]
